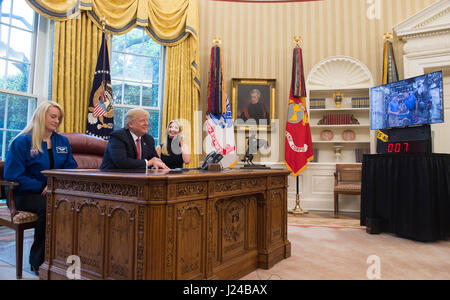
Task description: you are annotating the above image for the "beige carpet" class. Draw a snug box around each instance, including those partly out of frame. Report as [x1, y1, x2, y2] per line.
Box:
[242, 225, 450, 280]
[288, 215, 364, 229]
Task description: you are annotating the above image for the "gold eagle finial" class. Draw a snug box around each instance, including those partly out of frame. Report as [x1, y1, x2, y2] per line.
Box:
[293, 36, 302, 47]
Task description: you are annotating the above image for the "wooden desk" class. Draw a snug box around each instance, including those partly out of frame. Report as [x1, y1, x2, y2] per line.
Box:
[39, 168, 291, 280]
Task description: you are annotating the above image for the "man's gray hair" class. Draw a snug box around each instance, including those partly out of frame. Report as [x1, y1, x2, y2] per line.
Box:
[124, 108, 149, 129]
[250, 89, 261, 98]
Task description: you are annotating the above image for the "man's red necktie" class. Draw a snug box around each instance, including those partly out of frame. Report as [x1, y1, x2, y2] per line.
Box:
[136, 138, 141, 160]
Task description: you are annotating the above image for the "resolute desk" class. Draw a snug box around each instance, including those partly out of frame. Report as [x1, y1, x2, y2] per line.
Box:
[39, 168, 291, 280]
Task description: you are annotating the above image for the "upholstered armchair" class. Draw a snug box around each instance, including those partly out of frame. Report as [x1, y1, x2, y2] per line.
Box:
[0, 162, 37, 279]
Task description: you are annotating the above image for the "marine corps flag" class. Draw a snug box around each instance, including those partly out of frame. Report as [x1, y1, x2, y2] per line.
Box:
[205, 45, 237, 168]
[285, 46, 313, 176]
[86, 32, 114, 139]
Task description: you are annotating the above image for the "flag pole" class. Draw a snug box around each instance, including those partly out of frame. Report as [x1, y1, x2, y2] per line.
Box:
[212, 38, 227, 156]
[289, 36, 308, 215]
[289, 175, 308, 215]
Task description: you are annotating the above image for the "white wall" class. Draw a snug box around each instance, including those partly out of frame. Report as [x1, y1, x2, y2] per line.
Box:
[431, 70, 450, 153]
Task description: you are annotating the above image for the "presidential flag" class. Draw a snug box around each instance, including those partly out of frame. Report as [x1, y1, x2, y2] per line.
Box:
[86, 32, 114, 140]
[285, 46, 313, 176]
[377, 38, 399, 152]
[205, 45, 237, 168]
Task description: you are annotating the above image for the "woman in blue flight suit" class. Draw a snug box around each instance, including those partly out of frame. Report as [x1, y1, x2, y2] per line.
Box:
[4, 101, 77, 275]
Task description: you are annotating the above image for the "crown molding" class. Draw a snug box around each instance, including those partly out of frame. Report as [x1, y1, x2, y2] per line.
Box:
[394, 0, 450, 39]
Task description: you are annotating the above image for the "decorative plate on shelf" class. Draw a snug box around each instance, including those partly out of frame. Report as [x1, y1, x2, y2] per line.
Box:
[342, 129, 356, 141]
[320, 130, 334, 141]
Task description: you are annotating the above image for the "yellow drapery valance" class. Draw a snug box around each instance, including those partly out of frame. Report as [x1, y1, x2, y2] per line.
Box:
[26, 0, 200, 90]
[26, 0, 198, 42]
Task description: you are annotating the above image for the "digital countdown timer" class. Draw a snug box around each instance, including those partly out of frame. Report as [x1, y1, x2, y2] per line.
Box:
[380, 140, 430, 153]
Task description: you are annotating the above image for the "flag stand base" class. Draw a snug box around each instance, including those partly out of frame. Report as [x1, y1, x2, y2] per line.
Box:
[289, 194, 308, 215]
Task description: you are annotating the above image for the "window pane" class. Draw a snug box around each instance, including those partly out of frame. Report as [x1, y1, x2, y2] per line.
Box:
[9, 27, 33, 63]
[0, 0, 12, 23]
[113, 107, 131, 131]
[0, 25, 9, 58]
[142, 57, 160, 84]
[0, 130, 3, 159]
[111, 52, 124, 79]
[5, 130, 18, 151]
[125, 28, 143, 55]
[112, 33, 126, 53]
[151, 57, 160, 83]
[142, 84, 158, 107]
[146, 110, 159, 139]
[143, 37, 161, 57]
[6, 94, 30, 129]
[124, 54, 143, 82]
[0, 93, 6, 128]
[6, 61, 29, 92]
[12, 0, 35, 31]
[111, 81, 123, 105]
[0, 58, 6, 88]
[123, 83, 140, 106]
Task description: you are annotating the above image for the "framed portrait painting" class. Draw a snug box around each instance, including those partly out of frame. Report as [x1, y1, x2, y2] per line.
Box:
[231, 78, 276, 129]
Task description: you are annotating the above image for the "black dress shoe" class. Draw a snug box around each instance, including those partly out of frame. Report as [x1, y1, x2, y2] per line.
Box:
[30, 265, 40, 276]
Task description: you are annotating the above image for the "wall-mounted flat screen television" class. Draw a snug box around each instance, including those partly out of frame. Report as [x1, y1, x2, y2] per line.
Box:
[370, 71, 444, 130]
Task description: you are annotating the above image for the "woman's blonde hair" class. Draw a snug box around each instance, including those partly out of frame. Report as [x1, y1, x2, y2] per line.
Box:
[161, 120, 182, 156]
[18, 101, 64, 153]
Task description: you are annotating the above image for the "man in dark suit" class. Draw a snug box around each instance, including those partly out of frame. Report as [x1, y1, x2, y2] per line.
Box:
[239, 89, 269, 124]
[100, 108, 169, 170]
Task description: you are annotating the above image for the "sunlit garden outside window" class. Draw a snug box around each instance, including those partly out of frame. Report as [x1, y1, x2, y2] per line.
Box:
[111, 27, 164, 145]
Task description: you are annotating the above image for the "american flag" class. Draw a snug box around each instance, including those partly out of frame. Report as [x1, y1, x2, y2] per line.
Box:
[86, 32, 114, 139]
[93, 100, 107, 117]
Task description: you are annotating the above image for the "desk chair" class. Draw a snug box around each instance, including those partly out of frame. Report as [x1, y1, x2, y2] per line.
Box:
[59, 133, 107, 169]
[0, 161, 37, 279]
[333, 164, 362, 215]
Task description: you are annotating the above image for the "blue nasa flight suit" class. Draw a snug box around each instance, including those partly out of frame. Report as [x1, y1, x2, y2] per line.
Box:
[4, 132, 77, 270]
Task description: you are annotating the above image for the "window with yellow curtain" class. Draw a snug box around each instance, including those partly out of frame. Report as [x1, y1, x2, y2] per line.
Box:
[0, 0, 38, 160]
[111, 27, 165, 146]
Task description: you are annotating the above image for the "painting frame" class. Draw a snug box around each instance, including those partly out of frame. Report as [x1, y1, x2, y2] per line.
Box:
[231, 78, 276, 130]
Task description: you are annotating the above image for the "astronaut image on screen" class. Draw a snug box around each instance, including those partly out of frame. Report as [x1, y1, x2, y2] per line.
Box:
[370, 71, 444, 130]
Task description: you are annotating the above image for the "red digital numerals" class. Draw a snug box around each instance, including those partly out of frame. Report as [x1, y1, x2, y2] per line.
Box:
[387, 142, 409, 153]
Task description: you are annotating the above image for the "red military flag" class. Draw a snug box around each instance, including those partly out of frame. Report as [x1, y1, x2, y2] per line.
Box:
[285, 46, 313, 176]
